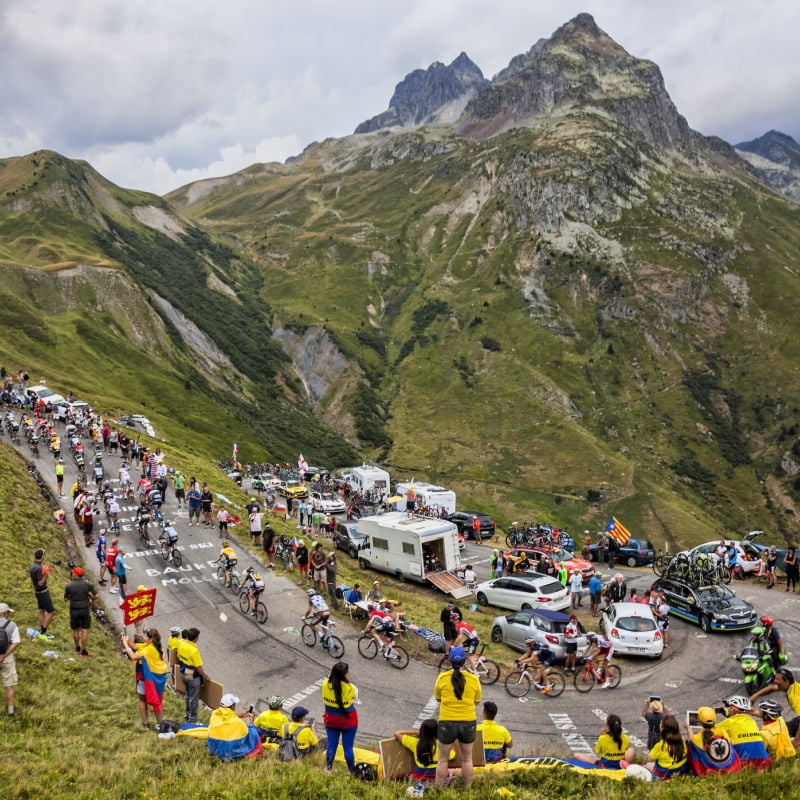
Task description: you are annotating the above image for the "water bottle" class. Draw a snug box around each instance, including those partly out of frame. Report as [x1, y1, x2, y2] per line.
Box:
[27, 627, 40, 638]
[42, 650, 59, 659]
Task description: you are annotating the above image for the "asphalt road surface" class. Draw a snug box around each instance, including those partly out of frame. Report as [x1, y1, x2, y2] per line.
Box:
[8, 427, 799, 757]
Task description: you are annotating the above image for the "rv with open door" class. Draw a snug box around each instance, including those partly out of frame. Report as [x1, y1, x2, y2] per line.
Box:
[356, 512, 470, 597]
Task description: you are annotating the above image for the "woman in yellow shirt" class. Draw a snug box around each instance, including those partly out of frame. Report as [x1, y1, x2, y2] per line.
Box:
[575, 714, 635, 768]
[645, 715, 688, 779]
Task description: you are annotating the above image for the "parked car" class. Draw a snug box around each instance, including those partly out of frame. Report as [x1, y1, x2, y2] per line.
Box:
[279, 479, 308, 499]
[589, 537, 656, 567]
[600, 602, 664, 658]
[310, 490, 346, 514]
[685, 538, 765, 575]
[504, 547, 596, 583]
[333, 521, 367, 559]
[447, 511, 496, 540]
[490, 608, 588, 659]
[654, 576, 757, 632]
[475, 574, 570, 612]
[251, 474, 281, 493]
[54, 400, 91, 422]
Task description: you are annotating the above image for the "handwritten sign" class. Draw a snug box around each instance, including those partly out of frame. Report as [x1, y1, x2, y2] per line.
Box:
[122, 588, 157, 626]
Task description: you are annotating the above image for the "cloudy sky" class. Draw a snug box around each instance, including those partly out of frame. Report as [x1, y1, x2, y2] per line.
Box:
[1, 0, 796, 195]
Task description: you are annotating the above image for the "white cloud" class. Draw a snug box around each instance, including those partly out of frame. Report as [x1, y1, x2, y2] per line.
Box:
[0, 0, 797, 193]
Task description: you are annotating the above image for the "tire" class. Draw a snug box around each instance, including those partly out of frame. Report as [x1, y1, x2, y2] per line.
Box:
[477, 659, 501, 685]
[490, 626, 504, 644]
[521, 603, 532, 611]
[438, 655, 450, 672]
[506, 534, 517, 548]
[476, 592, 488, 607]
[238, 591, 250, 614]
[160, 541, 169, 560]
[605, 664, 622, 689]
[652, 559, 665, 577]
[349, 547, 358, 559]
[574, 669, 596, 693]
[358, 557, 369, 570]
[626, 556, 638, 568]
[504, 671, 531, 698]
[301, 624, 317, 647]
[699, 614, 711, 634]
[718, 566, 732, 584]
[229, 574, 240, 591]
[216, 567, 226, 585]
[172, 548, 183, 567]
[254, 602, 269, 624]
[543, 668, 566, 697]
[358, 636, 378, 659]
[326, 635, 345, 659]
[386, 645, 409, 669]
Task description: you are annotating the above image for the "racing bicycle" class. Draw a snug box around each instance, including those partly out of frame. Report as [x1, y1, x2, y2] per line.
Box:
[301, 617, 344, 659]
[159, 526, 182, 566]
[437, 643, 500, 685]
[216, 563, 240, 591]
[238, 584, 268, 624]
[357, 630, 409, 669]
[504, 662, 566, 698]
[573, 657, 621, 692]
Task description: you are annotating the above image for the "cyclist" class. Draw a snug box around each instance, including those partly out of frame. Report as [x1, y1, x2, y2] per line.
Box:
[137, 475, 152, 505]
[135, 502, 152, 540]
[455, 618, 481, 671]
[161, 522, 179, 562]
[118, 462, 132, 499]
[105, 494, 120, 532]
[304, 587, 330, 639]
[215, 541, 238, 587]
[760, 615, 786, 669]
[516, 638, 556, 691]
[242, 567, 265, 615]
[580, 631, 615, 687]
[148, 485, 163, 522]
[361, 602, 395, 649]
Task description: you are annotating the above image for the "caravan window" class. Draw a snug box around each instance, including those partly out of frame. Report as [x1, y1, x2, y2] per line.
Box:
[373, 537, 389, 551]
[402, 542, 415, 555]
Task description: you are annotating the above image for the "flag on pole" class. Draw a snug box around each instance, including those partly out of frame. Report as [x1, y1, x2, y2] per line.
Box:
[233, 442, 239, 460]
[605, 516, 632, 545]
[298, 453, 309, 474]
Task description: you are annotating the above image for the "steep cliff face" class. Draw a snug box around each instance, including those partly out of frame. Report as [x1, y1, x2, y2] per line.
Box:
[355, 52, 487, 133]
[736, 130, 800, 203]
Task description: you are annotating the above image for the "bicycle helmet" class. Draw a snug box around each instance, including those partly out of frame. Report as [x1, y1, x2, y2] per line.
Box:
[170, 626, 181, 636]
[267, 695, 284, 710]
[585, 632, 597, 641]
[223, 541, 230, 547]
[726, 695, 751, 711]
[759, 700, 783, 719]
[760, 615, 774, 627]
[751, 626, 765, 637]
[306, 588, 316, 596]
[353, 762, 377, 781]
[449, 646, 467, 665]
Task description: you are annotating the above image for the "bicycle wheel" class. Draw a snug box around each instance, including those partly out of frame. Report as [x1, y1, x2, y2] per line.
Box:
[160, 541, 169, 560]
[574, 668, 596, 693]
[506, 533, 517, 548]
[229, 574, 240, 591]
[325, 635, 345, 659]
[386, 645, 409, 669]
[504, 671, 531, 698]
[358, 636, 378, 659]
[437, 655, 450, 672]
[718, 565, 732, 584]
[301, 624, 317, 647]
[216, 566, 227, 585]
[605, 664, 622, 689]
[254, 601, 269, 624]
[238, 591, 250, 614]
[543, 668, 566, 698]
[652, 556, 665, 577]
[477, 659, 501, 685]
[172, 548, 183, 567]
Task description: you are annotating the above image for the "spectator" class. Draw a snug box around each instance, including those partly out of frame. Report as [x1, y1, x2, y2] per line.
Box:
[254, 695, 289, 741]
[176, 628, 210, 723]
[173, 471, 186, 510]
[114, 547, 129, 603]
[248, 506, 263, 547]
[643, 714, 688, 779]
[0, 602, 20, 716]
[29, 548, 55, 640]
[715, 696, 771, 768]
[367, 581, 383, 602]
[121, 628, 169, 729]
[569, 570, 583, 608]
[477, 701, 512, 763]
[287, 705, 319, 756]
[605, 573, 627, 606]
[588, 572, 602, 617]
[563, 614, 580, 674]
[684, 706, 738, 775]
[322, 661, 358, 774]
[470, 515, 482, 545]
[200, 484, 214, 528]
[186, 483, 202, 527]
[295, 539, 309, 584]
[394, 719, 441, 782]
[106, 538, 119, 594]
[262, 521, 276, 569]
[310, 543, 327, 594]
[207, 694, 261, 761]
[63, 567, 97, 657]
[755, 700, 796, 761]
[642, 698, 668, 749]
[655, 589, 671, 648]
[217, 506, 229, 538]
[574, 714, 635, 768]
[325, 550, 339, 610]
[440, 601, 462, 654]
[784, 546, 798, 593]
[766, 546, 779, 589]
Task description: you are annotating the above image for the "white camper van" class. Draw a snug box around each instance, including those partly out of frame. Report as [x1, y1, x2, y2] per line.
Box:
[349, 464, 391, 497]
[394, 482, 457, 516]
[356, 512, 470, 597]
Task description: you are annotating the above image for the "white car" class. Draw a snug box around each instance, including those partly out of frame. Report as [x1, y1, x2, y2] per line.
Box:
[474, 574, 570, 612]
[686, 533, 764, 574]
[600, 602, 664, 658]
[310, 490, 346, 514]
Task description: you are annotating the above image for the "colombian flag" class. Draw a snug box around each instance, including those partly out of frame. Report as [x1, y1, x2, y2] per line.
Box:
[687, 738, 742, 776]
[137, 643, 169, 714]
[605, 516, 632, 545]
[207, 708, 262, 761]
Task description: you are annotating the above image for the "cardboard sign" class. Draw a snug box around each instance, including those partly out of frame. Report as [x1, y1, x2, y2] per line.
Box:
[122, 588, 157, 626]
[378, 731, 484, 779]
[200, 678, 224, 710]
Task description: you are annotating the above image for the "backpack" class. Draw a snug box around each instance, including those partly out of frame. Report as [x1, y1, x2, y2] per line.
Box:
[0, 619, 11, 655]
[277, 723, 304, 761]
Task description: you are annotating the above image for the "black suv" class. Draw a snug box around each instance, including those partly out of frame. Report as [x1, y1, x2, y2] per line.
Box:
[447, 511, 496, 540]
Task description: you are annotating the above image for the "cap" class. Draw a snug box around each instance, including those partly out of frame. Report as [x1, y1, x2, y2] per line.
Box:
[34, 548, 45, 560]
[72, 567, 84, 577]
[449, 646, 467, 665]
[697, 707, 716, 726]
[220, 693, 239, 708]
[0, 603, 14, 614]
[170, 626, 181, 636]
[291, 706, 309, 720]
[268, 695, 284, 710]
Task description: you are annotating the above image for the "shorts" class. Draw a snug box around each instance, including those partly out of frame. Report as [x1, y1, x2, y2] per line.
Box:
[188, 506, 201, 520]
[298, 562, 309, 574]
[437, 720, 477, 745]
[406, 501, 415, 512]
[312, 568, 326, 582]
[0, 655, 18, 688]
[565, 642, 578, 654]
[463, 637, 479, 654]
[219, 521, 228, 532]
[70, 609, 91, 630]
[590, 592, 601, 604]
[35, 589, 55, 614]
[311, 613, 330, 626]
[175, 489, 185, 501]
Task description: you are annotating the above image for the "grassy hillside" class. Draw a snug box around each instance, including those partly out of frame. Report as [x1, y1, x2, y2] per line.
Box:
[1, 441, 799, 798]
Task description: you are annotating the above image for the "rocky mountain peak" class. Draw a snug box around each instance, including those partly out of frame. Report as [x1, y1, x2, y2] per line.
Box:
[737, 130, 800, 170]
[354, 52, 487, 134]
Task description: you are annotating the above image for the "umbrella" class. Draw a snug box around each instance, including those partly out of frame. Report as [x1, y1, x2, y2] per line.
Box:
[387, 495, 403, 503]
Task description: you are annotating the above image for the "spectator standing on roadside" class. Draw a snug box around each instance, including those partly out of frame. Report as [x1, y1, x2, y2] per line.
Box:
[471, 515, 482, 545]
[248, 506, 263, 547]
[405, 485, 416, 518]
[0, 602, 20, 716]
[570, 570, 583, 608]
[295, 539, 310, 584]
[63, 567, 96, 657]
[173, 471, 186, 510]
[440, 601, 462, 654]
[597, 533, 607, 566]
[200, 483, 214, 528]
[115, 547, 129, 603]
[325, 550, 339, 610]
[310, 543, 327, 594]
[55, 458, 64, 497]
[29, 549, 55, 640]
[96, 530, 108, 585]
[643, 698, 669, 749]
[217, 506, 229, 538]
[322, 661, 359, 774]
[588, 573, 602, 617]
[262, 521, 276, 569]
[605, 573, 627, 607]
[106, 538, 119, 593]
[655, 589, 671, 647]
[186, 482, 202, 527]
[176, 628, 209, 723]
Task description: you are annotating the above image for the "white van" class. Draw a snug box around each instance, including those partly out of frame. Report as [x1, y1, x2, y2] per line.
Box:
[394, 481, 457, 515]
[356, 512, 469, 596]
[349, 464, 391, 497]
[25, 385, 66, 406]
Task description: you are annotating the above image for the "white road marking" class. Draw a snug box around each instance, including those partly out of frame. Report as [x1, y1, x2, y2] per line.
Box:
[413, 695, 440, 728]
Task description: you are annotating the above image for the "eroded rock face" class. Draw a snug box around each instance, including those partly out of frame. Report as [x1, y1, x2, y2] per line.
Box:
[737, 130, 800, 203]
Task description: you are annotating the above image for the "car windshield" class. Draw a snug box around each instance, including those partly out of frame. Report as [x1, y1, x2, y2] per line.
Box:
[548, 548, 575, 561]
[321, 493, 335, 501]
[537, 580, 565, 594]
[616, 616, 656, 632]
[697, 585, 735, 602]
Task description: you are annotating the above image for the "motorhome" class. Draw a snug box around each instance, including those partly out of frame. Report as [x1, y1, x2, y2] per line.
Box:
[356, 512, 470, 597]
[394, 481, 457, 516]
[349, 464, 391, 497]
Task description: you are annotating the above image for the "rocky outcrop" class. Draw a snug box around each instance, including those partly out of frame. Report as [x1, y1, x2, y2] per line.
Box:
[355, 52, 487, 133]
[736, 130, 800, 203]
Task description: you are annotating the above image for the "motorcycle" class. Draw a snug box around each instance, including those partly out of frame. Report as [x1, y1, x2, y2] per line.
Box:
[734, 631, 776, 692]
